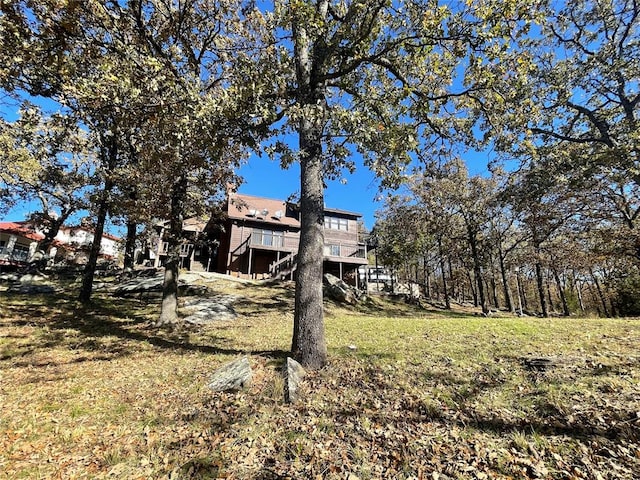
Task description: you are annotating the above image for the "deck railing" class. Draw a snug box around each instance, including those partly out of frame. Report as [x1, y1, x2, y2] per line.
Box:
[247, 231, 366, 259]
[323, 243, 367, 259]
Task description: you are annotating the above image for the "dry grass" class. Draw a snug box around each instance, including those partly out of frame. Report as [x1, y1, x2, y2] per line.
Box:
[1, 276, 639, 479]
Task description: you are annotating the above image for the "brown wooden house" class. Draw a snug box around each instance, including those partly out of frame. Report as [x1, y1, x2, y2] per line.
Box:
[217, 193, 368, 285]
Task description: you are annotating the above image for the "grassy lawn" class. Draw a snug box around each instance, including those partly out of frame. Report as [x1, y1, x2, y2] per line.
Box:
[1, 277, 639, 479]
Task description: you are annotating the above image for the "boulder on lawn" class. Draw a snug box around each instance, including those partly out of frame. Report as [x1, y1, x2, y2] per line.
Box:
[113, 273, 212, 298]
[282, 357, 306, 403]
[323, 273, 363, 305]
[208, 357, 253, 392]
[183, 295, 238, 324]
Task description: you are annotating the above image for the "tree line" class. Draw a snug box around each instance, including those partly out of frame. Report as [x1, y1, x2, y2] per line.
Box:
[373, 158, 639, 317]
[0, 0, 637, 367]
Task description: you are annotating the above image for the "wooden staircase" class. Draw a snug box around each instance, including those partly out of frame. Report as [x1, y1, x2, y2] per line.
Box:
[269, 252, 297, 280]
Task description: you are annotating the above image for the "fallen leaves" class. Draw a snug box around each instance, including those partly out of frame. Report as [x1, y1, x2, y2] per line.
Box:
[1, 285, 640, 478]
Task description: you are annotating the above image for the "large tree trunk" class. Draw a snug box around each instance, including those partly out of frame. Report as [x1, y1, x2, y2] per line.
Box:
[123, 220, 137, 271]
[292, 124, 327, 369]
[290, 3, 329, 369]
[157, 175, 187, 326]
[78, 180, 112, 303]
[78, 129, 118, 303]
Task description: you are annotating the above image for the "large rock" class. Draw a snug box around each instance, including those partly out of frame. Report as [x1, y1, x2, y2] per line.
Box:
[323, 273, 363, 305]
[113, 274, 211, 298]
[6, 272, 55, 294]
[282, 357, 306, 403]
[7, 283, 56, 294]
[113, 275, 164, 297]
[208, 357, 252, 392]
[183, 295, 237, 324]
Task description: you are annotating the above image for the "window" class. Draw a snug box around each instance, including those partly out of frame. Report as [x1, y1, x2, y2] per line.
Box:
[324, 244, 341, 256]
[0, 240, 5, 255]
[324, 216, 348, 231]
[11, 244, 30, 261]
[252, 229, 284, 247]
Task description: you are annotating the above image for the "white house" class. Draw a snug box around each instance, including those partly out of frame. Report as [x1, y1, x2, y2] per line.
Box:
[0, 222, 43, 267]
[0, 221, 121, 268]
[51, 225, 121, 261]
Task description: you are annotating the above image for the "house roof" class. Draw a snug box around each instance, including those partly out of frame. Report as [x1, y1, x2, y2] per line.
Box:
[59, 225, 122, 242]
[323, 206, 363, 218]
[227, 193, 301, 228]
[227, 193, 363, 227]
[0, 222, 44, 242]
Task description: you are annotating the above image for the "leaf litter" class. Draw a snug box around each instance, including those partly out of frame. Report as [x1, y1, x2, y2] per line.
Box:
[0, 281, 639, 479]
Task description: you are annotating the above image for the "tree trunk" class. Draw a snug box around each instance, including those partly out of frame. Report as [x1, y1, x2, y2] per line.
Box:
[573, 270, 585, 313]
[437, 236, 450, 309]
[468, 269, 478, 307]
[490, 274, 499, 310]
[290, 3, 329, 369]
[447, 256, 455, 301]
[535, 260, 549, 317]
[498, 245, 514, 312]
[546, 274, 555, 313]
[292, 127, 327, 369]
[552, 267, 570, 316]
[157, 175, 187, 326]
[517, 271, 527, 311]
[467, 224, 488, 314]
[78, 128, 119, 303]
[423, 254, 431, 299]
[78, 180, 112, 303]
[38, 213, 69, 255]
[514, 268, 524, 315]
[123, 220, 137, 271]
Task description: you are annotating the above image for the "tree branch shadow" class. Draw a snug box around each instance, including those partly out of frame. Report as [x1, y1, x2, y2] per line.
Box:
[1, 291, 289, 365]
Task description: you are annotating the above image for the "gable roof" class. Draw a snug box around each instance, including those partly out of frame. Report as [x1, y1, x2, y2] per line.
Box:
[0, 222, 44, 242]
[227, 193, 363, 228]
[323, 206, 362, 219]
[227, 193, 301, 228]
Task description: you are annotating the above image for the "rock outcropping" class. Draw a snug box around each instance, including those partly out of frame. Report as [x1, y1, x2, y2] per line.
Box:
[323, 273, 364, 305]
